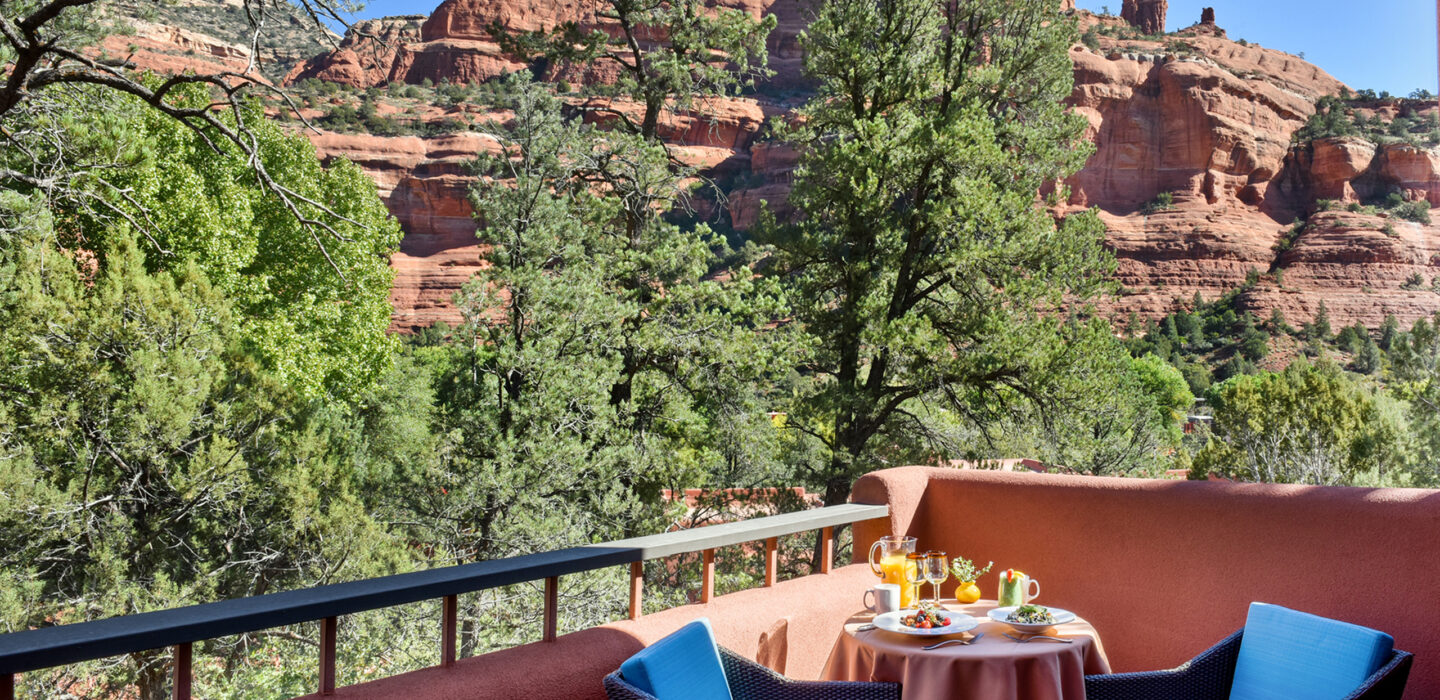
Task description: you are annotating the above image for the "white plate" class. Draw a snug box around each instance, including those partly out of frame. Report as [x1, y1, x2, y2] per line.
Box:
[987, 605, 1077, 633]
[873, 609, 979, 637]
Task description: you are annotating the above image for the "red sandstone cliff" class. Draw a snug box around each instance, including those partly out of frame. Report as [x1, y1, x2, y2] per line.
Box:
[283, 0, 812, 90]
[112, 1, 1440, 332]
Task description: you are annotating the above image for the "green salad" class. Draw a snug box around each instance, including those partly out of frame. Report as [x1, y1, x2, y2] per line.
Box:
[1009, 604, 1056, 625]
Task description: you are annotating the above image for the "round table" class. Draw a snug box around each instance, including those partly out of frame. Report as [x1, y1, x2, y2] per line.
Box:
[820, 600, 1111, 700]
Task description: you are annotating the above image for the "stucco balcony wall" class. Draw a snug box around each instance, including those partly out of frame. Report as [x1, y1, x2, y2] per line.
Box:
[294, 564, 875, 700]
[306, 466, 1440, 699]
[853, 467, 1440, 699]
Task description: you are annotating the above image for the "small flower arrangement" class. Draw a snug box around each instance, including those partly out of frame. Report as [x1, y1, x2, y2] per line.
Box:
[950, 556, 993, 583]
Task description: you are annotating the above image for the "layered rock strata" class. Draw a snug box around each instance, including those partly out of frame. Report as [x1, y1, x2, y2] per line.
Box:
[270, 3, 1440, 330]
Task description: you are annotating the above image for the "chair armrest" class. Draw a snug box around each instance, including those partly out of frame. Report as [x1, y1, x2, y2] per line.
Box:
[719, 647, 901, 700]
[1085, 630, 1242, 700]
[1345, 650, 1413, 700]
[603, 672, 661, 700]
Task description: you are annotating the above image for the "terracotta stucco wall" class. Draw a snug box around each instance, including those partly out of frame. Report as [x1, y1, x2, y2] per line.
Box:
[854, 467, 1440, 699]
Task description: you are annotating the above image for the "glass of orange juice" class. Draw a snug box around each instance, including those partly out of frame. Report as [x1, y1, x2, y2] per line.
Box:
[868, 535, 919, 607]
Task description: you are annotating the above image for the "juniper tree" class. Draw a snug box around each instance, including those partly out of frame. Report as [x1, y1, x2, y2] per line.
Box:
[766, 0, 1120, 503]
[432, 76, 789, 654]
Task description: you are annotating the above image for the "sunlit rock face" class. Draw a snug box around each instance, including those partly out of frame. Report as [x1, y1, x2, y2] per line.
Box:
[197, 0, 1440, 331]
[1121, 0, 1167, 35]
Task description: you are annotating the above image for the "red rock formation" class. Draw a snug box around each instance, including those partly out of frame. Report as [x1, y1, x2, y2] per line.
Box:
[270, 3, 1439, 330]
[96, 18, 259, 78]
[309, 130, 503, 331]
[1375, 143, 1440, 205]
[1257, 211, 1440, 328]
[1293, 137, 1377, 203]
[1199, 7, 1216, 25]
[305, 96, 771, 332]
[285, 16, 424, 86]
[1120, 0, 1167, 35]
[282, 0, 815, 89]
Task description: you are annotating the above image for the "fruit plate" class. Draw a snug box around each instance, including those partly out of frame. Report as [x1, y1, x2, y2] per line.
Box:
[873, 610, 978, 637]
[987, 606, 1077, 633]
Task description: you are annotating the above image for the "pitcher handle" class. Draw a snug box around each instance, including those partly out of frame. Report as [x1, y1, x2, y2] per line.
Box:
[1028, 579, 1041, 602]
[868, 540, 883, 575]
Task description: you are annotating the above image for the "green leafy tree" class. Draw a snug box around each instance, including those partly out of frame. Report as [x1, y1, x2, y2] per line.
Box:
[1239, 316, 1270, 362]
[1015, 349, 1194, 476]
[41, 85, 404, 398]
[765, 0, 1116, 503]
[1269, 307, 1293, 335]
[1387, 313, 1440, 483]
[1132, 354, 1197, 439]
[0, 197, 411, 699]
[2, 0, 377, 269]
[1193, 360, 1405, 485]
[1379, 313, 1401, 351]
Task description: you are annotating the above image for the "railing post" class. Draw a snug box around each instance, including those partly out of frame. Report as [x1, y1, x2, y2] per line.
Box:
[628, 561, 644, 620]
[319, 616, 338, 696]
[701, 549, 716, 603]
[764, 537, 778, 587]
[441, 594, 458, 667]
[820, 526, 835, 574]
[173, 642, 192, 700]
[543, 576, 559, 642]
[3, 672, 12, 700]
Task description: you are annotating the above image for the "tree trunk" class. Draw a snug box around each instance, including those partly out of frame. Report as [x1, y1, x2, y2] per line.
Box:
[134, 650, 168, 700]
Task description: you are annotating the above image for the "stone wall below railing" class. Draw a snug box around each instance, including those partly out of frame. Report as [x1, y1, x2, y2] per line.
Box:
[853, 466, 1440, 700]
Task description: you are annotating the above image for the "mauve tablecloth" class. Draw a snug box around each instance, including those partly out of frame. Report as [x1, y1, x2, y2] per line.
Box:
[820, 600, 1111, 700]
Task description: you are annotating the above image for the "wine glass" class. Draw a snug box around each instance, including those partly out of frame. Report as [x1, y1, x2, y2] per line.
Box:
[925, 552, 949, 604]
[904, 552, 928, 609]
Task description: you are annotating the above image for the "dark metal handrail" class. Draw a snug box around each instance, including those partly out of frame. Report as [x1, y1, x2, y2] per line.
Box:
[0, 501, 888, 698]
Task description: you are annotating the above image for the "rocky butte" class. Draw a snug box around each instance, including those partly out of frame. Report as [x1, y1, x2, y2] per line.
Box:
[115, 0, 1440, 334]
[1121, 0, 1167, 36]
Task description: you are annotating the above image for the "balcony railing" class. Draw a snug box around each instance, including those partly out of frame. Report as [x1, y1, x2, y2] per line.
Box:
[0, 502, 887, 699]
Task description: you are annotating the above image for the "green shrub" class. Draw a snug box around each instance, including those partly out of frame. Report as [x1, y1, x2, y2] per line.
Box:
[1142, 191, 1175, 214]
[1393, 201, 1432, 224]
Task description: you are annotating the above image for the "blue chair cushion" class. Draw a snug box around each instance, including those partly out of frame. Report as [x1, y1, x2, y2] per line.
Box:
[1230, 602, 1394, 700]
[619, 618, 733, 700]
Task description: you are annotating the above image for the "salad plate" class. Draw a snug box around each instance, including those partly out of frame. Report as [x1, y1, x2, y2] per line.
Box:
[988, 605, 1076, 633]
[873, 609, 978, 637]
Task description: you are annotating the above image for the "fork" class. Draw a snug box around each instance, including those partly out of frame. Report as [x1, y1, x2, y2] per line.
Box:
[1003, 633, 1073, 644]
[922, 633, 984, 650]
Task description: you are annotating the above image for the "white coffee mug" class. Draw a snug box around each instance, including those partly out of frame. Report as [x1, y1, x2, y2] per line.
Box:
[864, 583, 901, 614]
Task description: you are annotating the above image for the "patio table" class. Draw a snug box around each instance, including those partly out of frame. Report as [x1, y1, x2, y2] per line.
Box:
[821, 600, 1110, 700]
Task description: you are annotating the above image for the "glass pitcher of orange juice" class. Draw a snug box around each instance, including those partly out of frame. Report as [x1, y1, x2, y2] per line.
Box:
[868, 535, 919, 608]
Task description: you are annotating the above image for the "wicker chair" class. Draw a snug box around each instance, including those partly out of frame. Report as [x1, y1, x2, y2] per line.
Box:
[604, 646, 900, 700]
[1085, 630, 1414, 700]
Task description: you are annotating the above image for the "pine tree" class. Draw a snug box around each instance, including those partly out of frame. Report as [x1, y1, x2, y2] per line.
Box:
[766, 0, 1119, 502]
[1312, 301, 1333, 341]
[1379, 314, 1401, 351]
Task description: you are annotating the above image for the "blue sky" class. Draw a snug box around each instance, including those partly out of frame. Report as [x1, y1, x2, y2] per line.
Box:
[1074, 0, 1437, 96]
[348, 0, 1438, 96]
